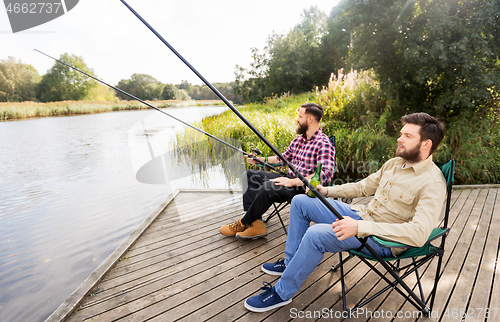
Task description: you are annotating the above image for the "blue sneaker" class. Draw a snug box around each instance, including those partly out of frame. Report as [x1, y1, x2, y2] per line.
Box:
[244, 282, 292, 312]
[261, 258, 286, 276]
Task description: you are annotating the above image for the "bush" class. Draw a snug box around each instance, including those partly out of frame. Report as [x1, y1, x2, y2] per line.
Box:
[175, 71, 500, 185]
[317, 69, 394, 180]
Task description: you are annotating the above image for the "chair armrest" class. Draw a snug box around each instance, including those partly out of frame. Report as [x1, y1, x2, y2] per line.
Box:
[371, 227, 450, 249]
[256, 162, 285, 168]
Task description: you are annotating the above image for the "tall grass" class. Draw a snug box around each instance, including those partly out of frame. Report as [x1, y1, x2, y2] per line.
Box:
[317, 69, 500, 184]
[174, 70, 500, 184]
[171, 93, 313, 179]
[316, 69, 395, 180]
[0, 99, 226, 121]
[178, 93, 316, 155]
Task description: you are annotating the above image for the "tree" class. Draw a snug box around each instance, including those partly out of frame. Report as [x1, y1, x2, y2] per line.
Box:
[0, 57, 40, 102]
[235, 6, 329, 101]
[343, 0, 500, 120]
[37, 53, 97, 102]
[116, 73, 164, 101]
[235, 47, 269, 102]
[161, 83, 192, 100]
[320, 1, 351, 77]
[161, 83, 177, 100]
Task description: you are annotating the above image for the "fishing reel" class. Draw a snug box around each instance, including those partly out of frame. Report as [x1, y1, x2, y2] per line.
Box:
[251, 147, 262, 156]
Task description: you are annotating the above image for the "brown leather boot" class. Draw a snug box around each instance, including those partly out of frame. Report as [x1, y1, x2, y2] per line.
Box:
[220, 218, 246, 237]
[235, 220, 268, 240]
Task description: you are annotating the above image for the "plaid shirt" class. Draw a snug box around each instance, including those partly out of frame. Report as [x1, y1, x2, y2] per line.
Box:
[280, 128, 335, 185]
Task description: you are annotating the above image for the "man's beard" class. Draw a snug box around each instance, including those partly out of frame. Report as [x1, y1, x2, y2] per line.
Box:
[396, 141, 422, 163]
[296, 121, 308, 135]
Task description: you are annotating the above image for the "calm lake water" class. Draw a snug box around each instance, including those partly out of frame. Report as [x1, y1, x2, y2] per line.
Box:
[0, 105, 243, 322]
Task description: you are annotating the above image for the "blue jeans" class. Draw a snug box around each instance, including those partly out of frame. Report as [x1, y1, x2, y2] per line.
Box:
[274, 194, 393, 301]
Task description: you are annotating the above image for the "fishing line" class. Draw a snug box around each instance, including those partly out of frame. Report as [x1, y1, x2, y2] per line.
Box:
[117, 3, 434, 308]
[34, 49, 287, 176]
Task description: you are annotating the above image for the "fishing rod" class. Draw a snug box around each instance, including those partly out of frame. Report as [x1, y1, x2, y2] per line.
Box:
[119, 0, 342, 216]
[34, 49, 287, 176]
[119, 1, 432, 312]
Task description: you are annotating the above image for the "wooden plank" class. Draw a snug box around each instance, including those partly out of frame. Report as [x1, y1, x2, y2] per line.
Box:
[70, 223, 288, 322]
[484, 189, 500, 320]
[392, 189, 472, 321]
[124, 203, 244, 259]
[103, 205, 245, 280]
[45, 190, 179, 322]
[440, 188, 490, 322]
[185, 255, 338, 322]
[56, 187, 500, 322]
[288, 262, 389, 322]
[146, 192, 241, 229]
[464, 189, 498, 322]
[76, 215, 274, 314]
[132, 194, 242, 247]
[68, 211, 288, 321]
[120, 228, 290, 321]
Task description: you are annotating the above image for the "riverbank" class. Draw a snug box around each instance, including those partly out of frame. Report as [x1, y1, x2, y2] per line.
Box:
[0, 99, 227, 121]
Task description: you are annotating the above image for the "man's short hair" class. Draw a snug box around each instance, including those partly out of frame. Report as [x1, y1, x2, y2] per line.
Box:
[401, 112, 445, 155]
[301, 103, 323, 122]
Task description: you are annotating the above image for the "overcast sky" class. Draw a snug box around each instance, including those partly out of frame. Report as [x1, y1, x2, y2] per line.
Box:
[0, 0, 341, 86]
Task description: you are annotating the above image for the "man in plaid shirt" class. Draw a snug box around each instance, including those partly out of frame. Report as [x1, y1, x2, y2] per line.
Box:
[220, 103, 336, 239]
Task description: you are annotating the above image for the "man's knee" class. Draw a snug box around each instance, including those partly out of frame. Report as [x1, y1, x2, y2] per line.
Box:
[243, 169, 259, 181]
[301, 224, 332, 252]
[289, 194, 312, 222]
[290, 194, 312, 210]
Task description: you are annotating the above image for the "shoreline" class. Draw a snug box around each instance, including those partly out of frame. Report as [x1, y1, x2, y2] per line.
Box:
[0, 99, 228, 121]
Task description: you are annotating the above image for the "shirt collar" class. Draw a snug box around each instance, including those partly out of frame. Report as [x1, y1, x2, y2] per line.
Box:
[399, 154, 434, 175]
[302, 128, 322, 141]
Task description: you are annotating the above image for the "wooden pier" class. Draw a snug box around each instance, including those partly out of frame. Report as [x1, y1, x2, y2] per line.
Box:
[47, 186, 500, 321]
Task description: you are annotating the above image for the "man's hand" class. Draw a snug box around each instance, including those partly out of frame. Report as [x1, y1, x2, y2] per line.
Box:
[332, 217, 358, 241]
[244, 153, 260, 165]
[305, 184, 328, 196]
[270, 177, 300, 188]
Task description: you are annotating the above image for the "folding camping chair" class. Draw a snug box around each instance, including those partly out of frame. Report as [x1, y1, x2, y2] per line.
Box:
[263, 136, 338, 235]
[333, 159, 455, 316]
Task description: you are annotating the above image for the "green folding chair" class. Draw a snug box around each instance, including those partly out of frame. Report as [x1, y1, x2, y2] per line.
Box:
[263, 136, 338, 235]
[334, 159, 455, 316]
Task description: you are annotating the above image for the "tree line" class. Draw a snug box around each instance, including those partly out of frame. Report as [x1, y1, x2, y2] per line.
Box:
[2, 0, 498, 122]
[0, 55, 241, 103]
[235, 0, 499, 121]
[230, 0, 498, 183]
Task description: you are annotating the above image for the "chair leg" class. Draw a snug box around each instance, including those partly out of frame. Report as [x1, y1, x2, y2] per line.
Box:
[263, 201, 290, 234]
[412, 258, 425, 303]
[331, 253, 352, 271]
[277, 213, 287, 235]
[356, 257, 428, 313]
[338, 252, 347, 312]
[263, 203, 280, 223]
[428, 252, 444, 310]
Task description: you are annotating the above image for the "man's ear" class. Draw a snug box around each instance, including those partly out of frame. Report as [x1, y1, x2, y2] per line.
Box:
[422, 139, 432, 151]
[307, 114, 314, 123]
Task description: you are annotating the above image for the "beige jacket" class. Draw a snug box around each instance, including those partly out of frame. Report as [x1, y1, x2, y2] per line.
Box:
[326, 156, 446, 256]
